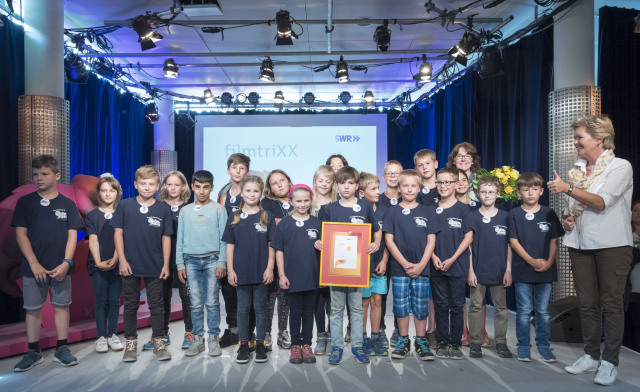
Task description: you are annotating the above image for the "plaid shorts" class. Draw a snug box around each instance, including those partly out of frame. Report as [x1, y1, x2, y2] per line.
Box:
[392, 276, 430, 319]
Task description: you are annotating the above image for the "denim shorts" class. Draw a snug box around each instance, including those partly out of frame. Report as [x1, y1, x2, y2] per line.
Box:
[362, 275, 388, 298]
[391, 276, 430, 319]
[23, 275, 72, 310]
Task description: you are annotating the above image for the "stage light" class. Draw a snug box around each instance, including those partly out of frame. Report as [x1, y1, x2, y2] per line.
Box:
[477, 45, 504, 79]
[163, 58, 179, 78]
[276, 10, 297, 45]
[339, 91, 352, 104]
[145, 100, 160, 124]
[448, 31, 480, 66]
[274, 91, 285, 109]
[363, 91, 375, 107]
[393, 110, 414, 129]
[259, 57, 275, 82]
[413, 54, 432, 82]
[203, 88, 216, 105]
[303, 92, 315, 105]
[335, 56, 349, 83]
[248, 92, 260, 106]
[220, 92, 234, 106]
[373, 21, 391, 51]
[64, 52, 89, 83]
[132, 15, 163, 51]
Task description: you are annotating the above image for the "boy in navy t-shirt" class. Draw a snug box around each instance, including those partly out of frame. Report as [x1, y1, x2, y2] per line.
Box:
[414, 149, 439, 207]
[431, 167, 473, 360]
[11, 155, 83, 372]
[384, 170, 439, 361]
[316, 166, 382, 365]
[113, 165, 173, 362]
[508, 172, 564, 363]
[465, 175, 513, 359]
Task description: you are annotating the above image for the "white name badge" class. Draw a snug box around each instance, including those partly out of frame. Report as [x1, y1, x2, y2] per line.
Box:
[391, 198, 398, 205]
[230, 196, 236, 203]
[171, 205, 179, 212]
[40, 198, 50, 207]
[241, 212, 248, 219]
[194, 205, 202, 212]
[470, 201, 477, 207]
[296, 220, 304, 227]
[104, 212, 113, 220]
[482, 216, 491, 223]
[436, 207, 443, 214]
[525, 212, 535, 221]
[282, 202, 291, 210]
[140, 206, 149, 214]
[353, 204, 361, 212]
[422, 187, 430, 194]
[402, 208, 410, 215]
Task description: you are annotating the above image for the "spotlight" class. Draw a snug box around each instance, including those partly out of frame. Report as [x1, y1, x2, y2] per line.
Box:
[373, 21, 391, 51]
[203, 88, 216, 105]
[448, 31, 480, 66]
[220, 92, 234, 106]
[363, 91, 375, 108]
[64, 52, 89, 83]
[477, 45, 504, 79]
[163, 58, 179, 78]
[274, 91, 285, 109]
[393, 110, 414, 129]
[145, 100, 160, 124]
[259, 57, 275, 82]
[339, 91, 352, 104]
[132, 15, 163, 51]
[248, 92, 260, 106]
[335, 56, 349, 83]
[412, 54, 432, 82]
[276, 10, 297, 45]
[303, 92, 315, 105]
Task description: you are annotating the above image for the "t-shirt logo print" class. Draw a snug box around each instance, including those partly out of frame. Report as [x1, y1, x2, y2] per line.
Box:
[537, 222, 550, 232]
[307, 229, 318, 239]
[350, 216, 364, 224]
[147, 217, 161, 227]
[254, 223, 267, 233]
[494, 225, 507, 236]
[414, 217, 428, 228]
[54, 209, 67, 220]
[378, 221, 383, 230]
[447, 218, 462, 229]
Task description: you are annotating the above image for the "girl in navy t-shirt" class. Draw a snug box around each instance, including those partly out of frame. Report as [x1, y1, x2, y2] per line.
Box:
[86, 175, 124, 353]
[272, 185, 321, 364]
[223, 176, 276, 364]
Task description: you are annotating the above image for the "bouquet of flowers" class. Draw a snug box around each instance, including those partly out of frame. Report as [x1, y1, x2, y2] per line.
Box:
[472, 166, 521, 204]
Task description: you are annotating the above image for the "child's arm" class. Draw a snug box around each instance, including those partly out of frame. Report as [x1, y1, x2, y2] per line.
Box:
[535, 238, 558, 272]
[216, 209, 229, 279]
[407, 233, 436, 278]
[226, 243, 237, 286]
[441, 231, 473, 272]
[176, 211, 187, 283]
[503, 244, 513, 287]
[509, 238, 545, 270]
[160, 235, 171, 279]
[374, 248, 389, 276]
[263, 245, 275, 284]
[115, 228, 132, 276]
[88, 234, 105, 270]
[468, 247, 477, 287]
[49, 230, 77, 281]
[15, 227, 48, 282]
[276, 250, 289, 289]
[367, 229, 382, 255]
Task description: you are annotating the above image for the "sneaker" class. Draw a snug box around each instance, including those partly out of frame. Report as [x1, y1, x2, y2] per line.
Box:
[449, 345, 464, 360]
[185, 335, 205, 357]
[517, 346, 531, 362]
[378, 329, 389, 349]
[314, 332, 328, 355]
[301, 344, 316, 363]
[182, 332, 194, 349]
[207, 334, 222, 357]
[435, 342, 450, 359]
[290, 345, 303, 364]
[53, 345, 78, 367]
[481, 329, 492, 347]
[427, 331, 437, 350]
[469, 343, 483, 358]
[390, 328, 399, 347]
[328, 346, 343, 365]
[277, 331, 292, 349]
[236, 341, 250, 364]
[219, 329, 239, 348]
[363, 337, 373, 356]
[414, 337, 434, 361]
[265, 332, 273, 351]
[594, 360, 617, 386]
[371, 337, 389, 357]
[538, 346, 557, 363]
[391, 336, 411, 359]
[255, 339, 268, 363]
[13, 350, 44, 372]
[565, 354, 599, 375]
[351, 346, 370, 364]
[123, 339, 138, 362]
[96, 336, 109, 353]
[143, 334, 169, 351]
[153, 337, 172, 361]
[107, 334, 124, 351]
[495, 343, 513, 358]
[344, 329, 351, 344]
[461, 330, 470, 346]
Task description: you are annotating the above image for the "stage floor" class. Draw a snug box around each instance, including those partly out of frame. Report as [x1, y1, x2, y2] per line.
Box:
[1, 295, 639, 392]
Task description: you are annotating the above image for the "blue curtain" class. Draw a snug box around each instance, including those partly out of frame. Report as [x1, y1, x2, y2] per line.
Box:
[65, 74, 154, 198]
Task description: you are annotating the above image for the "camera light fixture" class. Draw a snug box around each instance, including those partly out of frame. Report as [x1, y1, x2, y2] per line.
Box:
[362, 90, 375, 107]
[412, 54, 432, 82]
[274, 91, 285, 109]
[203, 88, 216, 105]
[276, 10, 298, 45]
[247, 92, 260, 106]
[132, 15, 163, 51]
[145, 100, 160, 124]
[339, 91, 352, 104]
[220, 92, 234, 106]
[373, 21, 391, 51]
[477, 45, 505, 79]
[448, 31, 481, 66]
[335, 56, 349, 83]
[303, 92, 315, 105]
[259, 57, 275, 82]
[163, 58, 179, 78]
[64, 51, 89, 83]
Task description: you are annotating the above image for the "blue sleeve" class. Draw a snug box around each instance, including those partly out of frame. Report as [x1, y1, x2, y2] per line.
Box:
[267, 213, 277, 242]
[218, 206, 228, 266]
[67, 201, 84, 230]
[175, 208, 186, 269]
[10, 197, 27, 228]
[320, 204, 329, 222]
[547, 209, 565, 239]
[270, 221, 285, 251]
[221, 217, 236, 244]
[507, 210, 518, 239]
[368, 204, 380, 231]
[383, 209, 395, 235]
[162, 206, 173, 236]
[427, 208, 441, 235]
[112, 203, 125, 229]
[463, 213, 474, 234]
[85, 211, 98, 235]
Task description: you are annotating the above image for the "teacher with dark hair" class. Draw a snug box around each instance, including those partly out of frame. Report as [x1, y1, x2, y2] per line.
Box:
[547, 115, 633, 386]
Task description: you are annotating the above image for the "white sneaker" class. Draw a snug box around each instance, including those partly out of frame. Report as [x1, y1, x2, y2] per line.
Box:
[96, 336, 109, 353]
[594, 360, 617, 386]
[107, 334, 124, 351]
[565, 354, 599, 375]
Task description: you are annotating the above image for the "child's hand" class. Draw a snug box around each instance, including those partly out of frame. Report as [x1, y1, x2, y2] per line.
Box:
[503, 270, 512, 287]
[119, 260, 132, 276]
[279, 276, 290, 290]
[366, 242, 380, 255]
[215, 268, 227, 279]
[534, 259, 552, 272]
[314, 240, 323, 251]
[441, 258, 455, 272]
[159, 266, 170, 280]
[48, 263, 69, 281]
[228, 270, 238, 287]
[375, 263, 386, 276]
[178, 269, 187, 284]
[263, 268, 274, 285]
[530, 258, 545, 269]
[432, 255, 443, 270]
[30, 262, 49, 283]
[467, 271, 477, 287]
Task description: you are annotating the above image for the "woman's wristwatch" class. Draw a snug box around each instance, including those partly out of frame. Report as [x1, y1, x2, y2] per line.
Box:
[566, 185, 574, 195]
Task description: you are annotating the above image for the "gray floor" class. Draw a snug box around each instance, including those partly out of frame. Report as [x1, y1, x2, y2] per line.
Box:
[1, 292, 639, 392]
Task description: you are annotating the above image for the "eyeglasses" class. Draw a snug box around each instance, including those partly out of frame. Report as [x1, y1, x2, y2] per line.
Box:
[479, 191, 497, 195]
[384, 172, 400, 177]
[435, 181, 455, 187]
[456, 154, 472, 160]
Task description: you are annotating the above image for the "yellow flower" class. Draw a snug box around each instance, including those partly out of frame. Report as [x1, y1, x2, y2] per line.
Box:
[504, 186, 513, 194]
[494, 171, 504, 179]
[502, 165, 510, 171]
[512, 169, 519, 177]
[502, 176, 508, 184]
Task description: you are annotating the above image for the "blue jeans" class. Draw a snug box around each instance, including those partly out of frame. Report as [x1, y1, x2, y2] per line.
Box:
[330, 286, 364, 348]
[185, 255, 221, 337]
[515, 282, 552, 348]
[236, 283, 268, 341]
[91, 271, 122, 338]
[288, 290, 317, 346]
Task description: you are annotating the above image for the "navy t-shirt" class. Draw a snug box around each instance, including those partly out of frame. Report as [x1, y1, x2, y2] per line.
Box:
[165, 202, 187, 272]
[85, 208, 119, 277]
[370, 205, 388, 274]
[379, 193, 402, 209]
[111, 198, 173, 278]
[466, 200, 481, 211]
[11, 192, 83, 277]
[383, 204, 440, 277]
[270, 215, 321, 293]
[464, 209, 509, 285]
[508, 206, 564, 283]
[431, 201, 472, 278]
[417, 186, 438, 206]
[222, 210, 276, 285]
[261, 197, 293, 222]
[320, 198, 380, 231]
[222, 189, 243, 217]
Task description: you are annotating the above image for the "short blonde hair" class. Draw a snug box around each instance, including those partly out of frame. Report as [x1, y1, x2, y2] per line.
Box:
[160, 171, 191, 203]
[398, 169, 422, 186]
[413, 149, 436, 166]
[384, 160, 403, 173]
[135, 165, 160, 182]
[358, 172, 380, 192]
[311, 165, 336, 216]
[571, 115, 615, 151]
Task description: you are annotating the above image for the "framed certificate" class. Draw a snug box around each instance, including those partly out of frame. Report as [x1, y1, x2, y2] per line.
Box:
[319, 222, 371, 287]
